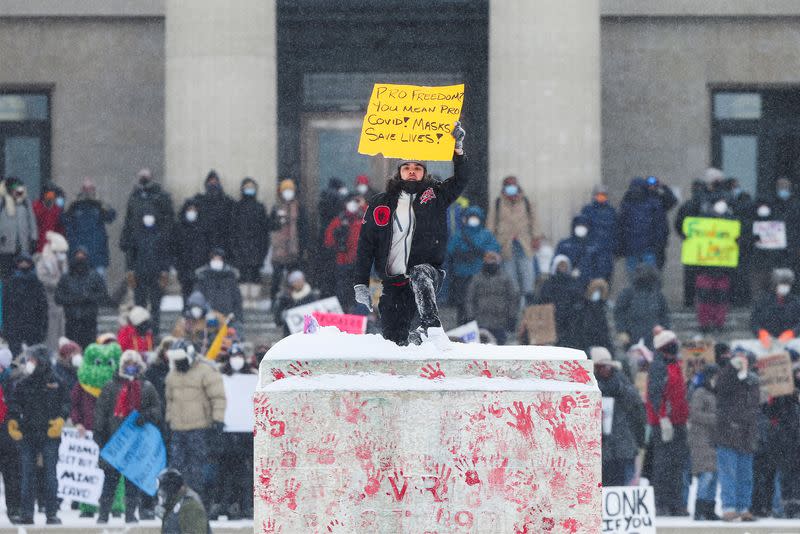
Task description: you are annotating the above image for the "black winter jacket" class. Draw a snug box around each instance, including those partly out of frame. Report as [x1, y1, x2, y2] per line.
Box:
[173, 201, 212, 277]
[123, 225, 173, 277]
[714, 363, 760, 454]
[229, 196, 270, 269]
[7, 365, 69, 439]
[2, 270, 47, 347]
[55, 268, 108, 322]
[93, 376, 161, 448]
[193, 190, 235, 252]
[193, 264, 242, 319]
[354, 154, 468, 285]
[121, 182, 174, 245]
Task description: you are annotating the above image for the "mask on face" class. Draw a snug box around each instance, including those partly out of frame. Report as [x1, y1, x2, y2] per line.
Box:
[777, 283, 792, 297]
[229, 356, 245, 372]
[135, 321, 152, 335]
[482, 263, 500, 275]
[139, 175, 151, 186]
[143, 214, 156, 227]
[466, 216, 481, 227]
[504, 185, 519, 197]
[55, 197, 65, 208]
[242, 188, 256, 197]
[190, 306, 204, 320]
[590, 290, 602, 302]
[123, 364, 140, 377]
[712, 200, 728, 215]
[71, 354, 83, 368]
[574, 225, 588, 238]
[175, 359, 191, 373]
[185, 209, 198, 223]
[357, 184, 369, 195]
[206, 183, 221, 194]
[757, 205, 771, 218]
[660, 342, 680, 358]
[282, 189, 295, 202]
[778, 189, 791, 200]
[346, 201, 360, 214]
[210, 259, 224, 271]
[338, 187, 349, 197]
[25, 361, 36, 375]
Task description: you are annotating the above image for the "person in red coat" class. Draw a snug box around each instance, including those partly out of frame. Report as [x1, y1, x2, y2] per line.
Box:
[646, 329, 690, 516]
[32, 184, 65, 254]
[117, 306, 155, 354]
[324, 194, 364, 313]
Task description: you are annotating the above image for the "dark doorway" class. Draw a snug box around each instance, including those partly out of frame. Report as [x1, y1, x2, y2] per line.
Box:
[0, 91, 51, 198]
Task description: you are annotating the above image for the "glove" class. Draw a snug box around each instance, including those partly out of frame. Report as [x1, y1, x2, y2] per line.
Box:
[158, 271, 170, 290]
[7, 419, 22, 441]
[47, 417, 64, 439]
[354, 284, 373, 312]
[659, 417, 674, 443]
[759, 328, 772, 349]
[126, 271, 137, 289]
[779, 329, 796, 343]
[213, 421, 225, 434]
[452, 121, 465, 152]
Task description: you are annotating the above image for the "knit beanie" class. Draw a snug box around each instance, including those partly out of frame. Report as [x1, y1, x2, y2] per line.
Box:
[279, 179, 296, 193]
[58, 338, 82, 360]
[128, 306, 151, 327]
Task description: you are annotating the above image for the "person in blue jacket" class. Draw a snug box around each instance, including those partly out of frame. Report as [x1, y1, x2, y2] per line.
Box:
[554, 215, 601, 289]
[62, 178, 116, 280]
[446, 206, 500, 324]
[616, 177, 667, 272]
[580, 184, 617, 282]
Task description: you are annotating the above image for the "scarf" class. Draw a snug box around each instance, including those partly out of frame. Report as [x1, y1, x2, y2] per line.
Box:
[113, 379, 142, 418]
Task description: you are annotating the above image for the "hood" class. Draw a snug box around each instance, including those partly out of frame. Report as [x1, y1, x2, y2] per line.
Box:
[571, 214, 590, 233]
[45, 231, 69, 253]
[26, 344, 52, 370]
[463, 206, 485, 225]
[632, 264, 661, 289]
[550, 254, 572, 275]
[119, 349, 145, 378]
[186, 290, 209, 311]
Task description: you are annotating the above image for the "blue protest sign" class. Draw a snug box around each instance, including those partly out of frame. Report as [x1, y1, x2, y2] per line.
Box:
[100, 410, 166, 496]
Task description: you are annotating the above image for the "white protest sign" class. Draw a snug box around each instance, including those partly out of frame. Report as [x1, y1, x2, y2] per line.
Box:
[222, 373, 258, 433]
[446, 321, 480, 343]
[602, 486, 656, 534]
[284, 297, 343, 334]
[57, 427, 105, 505]
[753, 221, 787, 250]
[602, 397, 615, 435]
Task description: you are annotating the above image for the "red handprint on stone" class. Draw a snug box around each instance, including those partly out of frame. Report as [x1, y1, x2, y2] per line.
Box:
[336, 393, 367, 424]
[559, 393, 591, 414]
[287, 360, 312, 376]
[533, 399, 557, 421]
[362, 467, 384, 497]
[529, 361, 557, 380]
[486, 454, 509, 492]
[262, 518, 283, 533]
[506, 401, 534, 440]
[270, 368, 286, 381]
[559, 361, 592, 384]
[307, 433, 337, 464]
[468, 359, 492, 378]
[420, 362, 445, 380]
[454, 456, 481, 486]
[327, 519, 344, 532]
[282, 478, 301, 511]
[280, 442, 297, 468]
[546, 415, 577, 450]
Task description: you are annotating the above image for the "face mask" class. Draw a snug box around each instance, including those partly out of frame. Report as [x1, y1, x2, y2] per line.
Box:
[778, 189, 791, 200]
[243, 188, 256, 197]
[25, 361, 36, 375]
[143, 214, 156, 227]
[206, 183, 221, 194]
[185, 210, 198, 222]
[590, 290, 602, 302]
[56, 251, 67, 262]
[482, 263, 500, 275]
[757, 206, 771, 218]
[55, 197, 65, 208]
[338, 187, 349, 197]
[229, 356, 245, 372]
[124, 365, 140, 377]
[71, 354, 83, 368]
[574, 225, 588, 238]
[139, 176, 151, 186]
[661, 343, 679, 357]
[712, 200, 728, 215]
[175, 359, 191, 373]
[210, 259, 224, 271]
[346, 201, 360, 214]
[357, 184, 369, 195]
[190, 306, 204, 319]
[466, 216, 481, 227]
[777, 283, 792, 297]
[504, 185, 519, 197]
[282, 189, 295, 201]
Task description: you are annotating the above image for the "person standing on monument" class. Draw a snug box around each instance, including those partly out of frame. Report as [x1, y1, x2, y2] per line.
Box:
[353, 122, 466, 347]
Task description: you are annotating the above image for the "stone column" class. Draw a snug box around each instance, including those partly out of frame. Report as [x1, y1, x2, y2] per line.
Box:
[488, 1, 601, 242]
[165, 0, 277, 206]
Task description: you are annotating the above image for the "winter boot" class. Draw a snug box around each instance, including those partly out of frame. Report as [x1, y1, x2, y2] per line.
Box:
[409, 264, 443, 329]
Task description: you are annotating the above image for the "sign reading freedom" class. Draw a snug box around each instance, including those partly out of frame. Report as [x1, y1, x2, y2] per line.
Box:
[680, 216, 740, 267]
[358, 83, 464, 161]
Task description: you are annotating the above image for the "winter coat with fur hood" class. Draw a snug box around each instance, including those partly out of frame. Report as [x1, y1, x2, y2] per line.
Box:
[0, 183, 37, 255]
[165, 359, 226, 431]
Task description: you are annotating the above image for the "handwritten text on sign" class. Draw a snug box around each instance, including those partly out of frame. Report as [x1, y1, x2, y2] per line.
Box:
[681, 217, 740, 267]
[312, 311, 367, 335]
[57, 428, 105, 505]
[358, 84, 464, 161]
[756, 352, 794, 398]
[602, 486, 656, 534]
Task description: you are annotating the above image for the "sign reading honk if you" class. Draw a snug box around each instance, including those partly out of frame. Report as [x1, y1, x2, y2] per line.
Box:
[358, 83, 464, 161]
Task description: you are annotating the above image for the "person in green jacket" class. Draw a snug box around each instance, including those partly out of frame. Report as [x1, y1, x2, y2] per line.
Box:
[156, 468, 210, 534]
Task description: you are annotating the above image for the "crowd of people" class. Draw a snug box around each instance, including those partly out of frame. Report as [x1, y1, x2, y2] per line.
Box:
[0, 161, 798, 524]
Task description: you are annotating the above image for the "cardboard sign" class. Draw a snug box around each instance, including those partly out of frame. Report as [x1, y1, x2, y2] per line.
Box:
[57, 428, 105, 505]
[602, 397, 615, 435]
[358, 83, 464, 161]
[756, 352, 794, 398]
[222, 374, 258, 433]
[680, 217, 741, 267]
[100, 411, 166, 496]
[446, 321, 480, 343]
[312, 311, 368, 335]
[602, 486, 656, 534]
[521, 304, 557, 345]
[753, 220, 787, 250]
[680, 339, 715, 381]
[285, 297, 343, 334]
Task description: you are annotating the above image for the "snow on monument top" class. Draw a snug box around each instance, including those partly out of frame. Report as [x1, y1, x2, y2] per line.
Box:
[263, 327, 586, 362]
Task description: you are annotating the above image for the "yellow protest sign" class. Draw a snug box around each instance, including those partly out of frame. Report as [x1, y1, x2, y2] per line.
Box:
[358, 83, 464, 161]
[680, 217, 740, 267]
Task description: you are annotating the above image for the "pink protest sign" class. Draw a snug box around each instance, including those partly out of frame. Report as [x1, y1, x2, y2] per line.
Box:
[312, 312, 368, 335]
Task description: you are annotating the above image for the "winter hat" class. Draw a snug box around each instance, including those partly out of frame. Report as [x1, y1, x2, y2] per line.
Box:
[58, 338, 81, 360]
[167, 339, 196, 364]
[356, 175, 370, 186]
[653, 330, 678, 350]
[287, 270, 305, 285]
[463, 205, 485, 224]
[136, 168, 152, 180]
[703, 167, 724, 184]
[279, 179, 296, 193]
[119, 349, 145, 377]
[773, 268, 795, 287]
[0, 348, 12, 369]
[241, 177, 257, 190]
[46, 231, 69, 253]
[205, 170, 220, 184]
[586, 278, 609, 301]
[96, 332, 117, 345]
[550, 254, 572, 275]
[589, 347, 621, 369]
[26, 344, 51, 366]
[128, 306, 151, 327]
[397, 160, 427, 172]
[592, 184, 608, 196]
[502, 176, 518, 187]
[210, 247, 226, 260]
